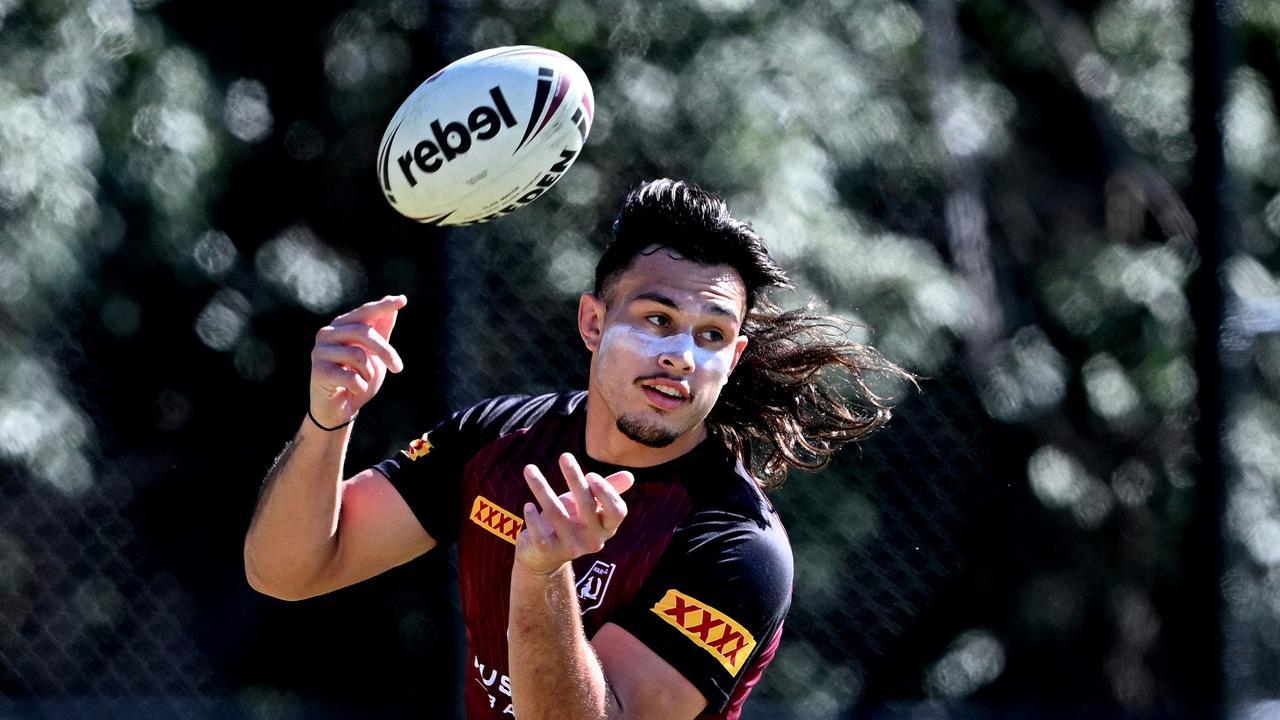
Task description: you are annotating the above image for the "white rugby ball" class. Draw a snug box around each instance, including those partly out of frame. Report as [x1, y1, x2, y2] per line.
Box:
[376, 45, 594, 226]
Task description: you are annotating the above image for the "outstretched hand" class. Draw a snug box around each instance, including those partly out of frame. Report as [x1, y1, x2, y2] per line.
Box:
[516, 453, 634, 575]
[309, 295, 407, 428]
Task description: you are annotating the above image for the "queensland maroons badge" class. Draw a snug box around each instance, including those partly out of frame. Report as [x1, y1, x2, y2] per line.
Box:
[575, 560, 616, 614]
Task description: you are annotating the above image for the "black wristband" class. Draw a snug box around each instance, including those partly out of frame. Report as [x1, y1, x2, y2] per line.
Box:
[308, 408, 355, 432]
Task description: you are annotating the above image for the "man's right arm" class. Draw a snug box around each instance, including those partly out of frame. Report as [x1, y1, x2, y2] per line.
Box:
[243, 421, 436, 600]
[243, 295, 434, 601]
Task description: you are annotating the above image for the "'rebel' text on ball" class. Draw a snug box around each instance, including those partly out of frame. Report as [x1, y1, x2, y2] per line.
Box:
[395, 86, 518, 187]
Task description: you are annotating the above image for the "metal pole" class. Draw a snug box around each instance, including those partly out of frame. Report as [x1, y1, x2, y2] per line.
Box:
[1189, 0, 1229, 714]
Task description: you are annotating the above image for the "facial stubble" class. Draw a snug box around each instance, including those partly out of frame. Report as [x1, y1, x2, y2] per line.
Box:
[614, 414, 682, 448]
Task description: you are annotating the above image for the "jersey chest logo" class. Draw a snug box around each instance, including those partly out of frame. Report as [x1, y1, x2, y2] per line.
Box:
[652, 589, 757, 676]
[470, 495, 523, 544]
[575, 560, 616, 614]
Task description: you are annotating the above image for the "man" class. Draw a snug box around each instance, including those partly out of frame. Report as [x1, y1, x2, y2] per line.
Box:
[244, 179, 910, 719]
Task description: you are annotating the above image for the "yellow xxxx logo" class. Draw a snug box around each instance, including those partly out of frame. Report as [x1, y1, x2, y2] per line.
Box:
[652, 589, 756, 676]
[470, 495, 523, 545]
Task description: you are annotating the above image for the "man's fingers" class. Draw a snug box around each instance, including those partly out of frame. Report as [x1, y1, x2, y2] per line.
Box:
[318, 323, 404, 373]
[331, 294, 407, 324]
[523, 464, 569, 523]
[313, 345, 375, 383]
[331, 294, 407, 329]
[371, 299, 402, 344]
[604, 470, 635, 495]
[561, 494, 580, 518]
[521, 502, 552, 545]
[558, 453, 595, 527]
[590, 473, 629, 533]
[315, 362, 371, 395]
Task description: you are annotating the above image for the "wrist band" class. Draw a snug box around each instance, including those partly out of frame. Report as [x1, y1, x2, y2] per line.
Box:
[308, 408, 355, 432]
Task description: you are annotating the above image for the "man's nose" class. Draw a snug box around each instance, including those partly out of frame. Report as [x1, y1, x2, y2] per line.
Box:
[657, 334, 696, 374]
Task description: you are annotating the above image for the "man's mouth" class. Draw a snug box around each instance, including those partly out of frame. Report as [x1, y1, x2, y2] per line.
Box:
[639, 378, 690, 410]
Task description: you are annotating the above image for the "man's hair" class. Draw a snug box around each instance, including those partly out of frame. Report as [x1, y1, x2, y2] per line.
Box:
[594, 179, 789, 311]
[595, 178, 916, 490]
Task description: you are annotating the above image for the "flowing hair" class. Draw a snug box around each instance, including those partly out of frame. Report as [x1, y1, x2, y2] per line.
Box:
[596, 179, 915, 491]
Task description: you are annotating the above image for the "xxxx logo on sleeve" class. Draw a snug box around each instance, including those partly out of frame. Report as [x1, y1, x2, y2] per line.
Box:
[652, 589, 757, 676]
[470, 495, 523, 545]
[402, 432, 433, 461]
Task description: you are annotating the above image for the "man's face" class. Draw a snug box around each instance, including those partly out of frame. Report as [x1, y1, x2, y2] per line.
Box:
[579, 246, 749, 448]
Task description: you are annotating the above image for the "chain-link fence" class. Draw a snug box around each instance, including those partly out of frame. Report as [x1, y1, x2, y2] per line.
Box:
[0, 460, 223, 715]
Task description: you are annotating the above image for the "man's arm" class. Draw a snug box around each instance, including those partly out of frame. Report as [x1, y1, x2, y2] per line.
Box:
[509, 565, 707, 720]
[508, 454, 707, 720]
[243, 295, 434, 600]
[244, 426, 435, 600]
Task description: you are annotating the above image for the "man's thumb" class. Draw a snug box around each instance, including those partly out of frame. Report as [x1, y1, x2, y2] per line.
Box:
[605, 470, 635, 495]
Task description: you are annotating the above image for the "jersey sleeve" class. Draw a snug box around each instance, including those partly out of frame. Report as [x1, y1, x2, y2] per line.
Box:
[608, 510, 794, 712]
[371, 393, 569, 545]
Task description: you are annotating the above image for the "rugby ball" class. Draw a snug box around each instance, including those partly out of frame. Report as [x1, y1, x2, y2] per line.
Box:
[376, 46, 594, 226]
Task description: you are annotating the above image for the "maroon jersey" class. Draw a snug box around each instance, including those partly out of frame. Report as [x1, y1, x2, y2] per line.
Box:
[374, 392, 792, 719]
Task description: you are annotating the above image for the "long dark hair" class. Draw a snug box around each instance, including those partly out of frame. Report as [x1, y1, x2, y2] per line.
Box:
[596, 179, 916, 490]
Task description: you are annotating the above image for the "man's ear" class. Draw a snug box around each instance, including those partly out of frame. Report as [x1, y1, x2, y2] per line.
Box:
[579, 293, 605, 352]
[729, 334, 748, 373]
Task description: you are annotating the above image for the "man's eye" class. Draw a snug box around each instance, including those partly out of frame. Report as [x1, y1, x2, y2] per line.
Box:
[645, 315, 670, 328]
[699, 329, 725, 343]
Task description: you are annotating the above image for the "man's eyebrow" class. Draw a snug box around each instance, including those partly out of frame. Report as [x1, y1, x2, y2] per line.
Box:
[632, 292, 740, 321]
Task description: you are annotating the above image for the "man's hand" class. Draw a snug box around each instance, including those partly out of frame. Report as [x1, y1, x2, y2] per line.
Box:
[309, 295, 407, 428]
[517, 453, 634, 575]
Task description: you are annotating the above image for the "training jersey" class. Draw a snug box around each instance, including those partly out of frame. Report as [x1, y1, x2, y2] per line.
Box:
[373, 391, 793, 720]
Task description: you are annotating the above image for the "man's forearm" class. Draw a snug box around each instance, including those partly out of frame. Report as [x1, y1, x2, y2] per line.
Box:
[243, 416, 353, 599]
[508, 562, 621, 720]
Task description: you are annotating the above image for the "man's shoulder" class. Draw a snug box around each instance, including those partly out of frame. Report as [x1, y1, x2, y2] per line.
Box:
[667, 453, 792, 576]
[463, 389, 585, 422]
[680, 448, 784, 533]
[451, 389, 586, 437]
[384, 390, 584, 468]
[371, 390, 587, 543]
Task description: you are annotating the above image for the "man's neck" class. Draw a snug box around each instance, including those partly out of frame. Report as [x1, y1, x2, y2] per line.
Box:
[583, 392, 706, 468]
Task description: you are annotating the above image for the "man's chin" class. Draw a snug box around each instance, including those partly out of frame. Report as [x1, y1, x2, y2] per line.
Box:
[616, 415, 681, 448]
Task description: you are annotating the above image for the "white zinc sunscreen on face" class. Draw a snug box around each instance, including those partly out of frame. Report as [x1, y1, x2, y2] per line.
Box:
[600, 325, 734, 380]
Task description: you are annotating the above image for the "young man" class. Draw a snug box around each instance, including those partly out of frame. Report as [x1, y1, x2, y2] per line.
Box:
[244, 179, 909, 720]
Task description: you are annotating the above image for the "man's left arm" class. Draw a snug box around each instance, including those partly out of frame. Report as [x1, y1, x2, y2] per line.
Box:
[509, 563, 707, 720]
[508, 453, 708, 720]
